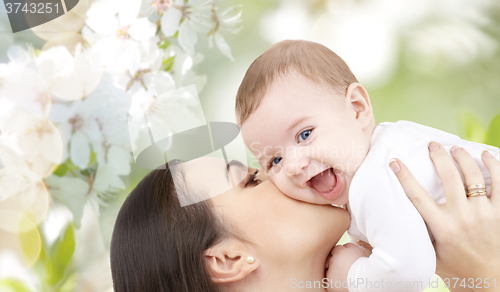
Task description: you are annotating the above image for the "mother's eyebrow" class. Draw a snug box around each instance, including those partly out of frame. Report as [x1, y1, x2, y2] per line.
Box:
[226, 160, 246, 182]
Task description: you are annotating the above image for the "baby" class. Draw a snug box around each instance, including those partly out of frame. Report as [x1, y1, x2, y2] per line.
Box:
[235, 40, 500, 292]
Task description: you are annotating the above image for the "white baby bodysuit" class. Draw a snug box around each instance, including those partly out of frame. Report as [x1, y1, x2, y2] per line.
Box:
[346, 120, 500, 292]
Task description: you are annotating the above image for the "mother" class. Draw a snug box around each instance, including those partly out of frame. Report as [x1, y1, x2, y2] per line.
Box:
[110, 147, 500, 292]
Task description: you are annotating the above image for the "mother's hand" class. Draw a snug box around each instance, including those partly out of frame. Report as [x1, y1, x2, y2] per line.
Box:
[390, 143, 500, 291]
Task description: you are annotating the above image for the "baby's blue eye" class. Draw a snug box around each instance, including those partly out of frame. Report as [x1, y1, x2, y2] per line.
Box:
[298, 129, 312, 142]
[270, 157, 282, 167]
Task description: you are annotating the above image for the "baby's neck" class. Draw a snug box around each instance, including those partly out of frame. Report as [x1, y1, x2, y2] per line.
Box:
[354, 120, 377, 173]
[365, 119, 377, 142]
[360, 119, 377, 152]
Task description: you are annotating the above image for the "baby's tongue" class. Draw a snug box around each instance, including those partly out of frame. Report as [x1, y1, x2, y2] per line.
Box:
[310, 168, 336, 193]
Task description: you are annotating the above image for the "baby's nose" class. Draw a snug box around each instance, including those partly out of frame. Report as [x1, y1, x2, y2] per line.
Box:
[284, 157, 310, 176]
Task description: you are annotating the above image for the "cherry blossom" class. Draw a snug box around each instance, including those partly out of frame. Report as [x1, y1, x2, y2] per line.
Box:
[85, 0, 157, 74]
[44, 175, 93, 228]
[207, 4, 242, 61]
[0, 99, 63, 178]
[0, 56, 51, 118]
[0, 0, 241, 288]
[161, 0, 214, 55]
[37, 43, 103, 101]
[0, 166, 49, 227]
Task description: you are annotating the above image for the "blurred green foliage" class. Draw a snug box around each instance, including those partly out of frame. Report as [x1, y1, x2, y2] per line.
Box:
[460, 113, 500, 147]
[36, 224, 75, 292]
[0, 278, 33, 292]
[463, 113, 487, 143]
[1, 224, 76, 291]
[485, 114, 500, 148]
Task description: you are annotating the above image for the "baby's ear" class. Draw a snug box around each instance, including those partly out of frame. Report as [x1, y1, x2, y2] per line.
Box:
[203, 238, 259, 284]
[345, 82, 373, 128]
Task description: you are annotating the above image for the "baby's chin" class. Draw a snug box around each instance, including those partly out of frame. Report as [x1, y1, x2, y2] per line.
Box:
[331, 190, 349, 206]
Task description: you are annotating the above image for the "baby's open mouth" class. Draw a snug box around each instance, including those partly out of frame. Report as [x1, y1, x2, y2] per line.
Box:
[306, 168, 341, 200]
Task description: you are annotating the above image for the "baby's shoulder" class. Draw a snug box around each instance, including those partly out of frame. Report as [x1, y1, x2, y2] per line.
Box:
[372, 120, 461, 149]
[376, 120, 459, 139]
[364, 121, 455, 167]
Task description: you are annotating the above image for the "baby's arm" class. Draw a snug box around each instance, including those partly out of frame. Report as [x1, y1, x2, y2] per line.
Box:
[345, 158, 436, 292]
[326, 243, 368, 292]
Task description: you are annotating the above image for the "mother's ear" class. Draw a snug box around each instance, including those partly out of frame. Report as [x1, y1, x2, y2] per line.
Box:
[204, 238, 260, 284]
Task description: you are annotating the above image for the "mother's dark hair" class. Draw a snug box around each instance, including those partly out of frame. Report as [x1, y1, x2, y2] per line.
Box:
[110, 160, 227, 292]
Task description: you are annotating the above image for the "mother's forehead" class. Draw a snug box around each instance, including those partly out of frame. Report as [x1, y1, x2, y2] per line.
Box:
[178, 156, 227, 170]
[171, 157, 249, 205]
[174, 157, 230, 185]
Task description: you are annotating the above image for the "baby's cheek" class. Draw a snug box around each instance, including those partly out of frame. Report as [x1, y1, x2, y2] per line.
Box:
[270, 175, 302, 200]
[270, 174, 287, 189]
[341, 156, 365, 176]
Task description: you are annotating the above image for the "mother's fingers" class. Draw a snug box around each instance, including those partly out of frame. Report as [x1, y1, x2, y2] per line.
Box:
[450, 146, 486, 201]
[482, 150, 500, 205]
[390, 158, 439, 223]
[428, 143, 466, 205]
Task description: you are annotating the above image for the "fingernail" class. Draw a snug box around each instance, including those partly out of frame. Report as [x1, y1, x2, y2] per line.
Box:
[483, 150, 493, 159]
[389, 159, 400, 174]
[428, 142, 440, 152]
[451, 145, 462, 156]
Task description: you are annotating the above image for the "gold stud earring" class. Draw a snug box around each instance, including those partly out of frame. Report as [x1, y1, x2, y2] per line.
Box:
[246, 256, 255, 264]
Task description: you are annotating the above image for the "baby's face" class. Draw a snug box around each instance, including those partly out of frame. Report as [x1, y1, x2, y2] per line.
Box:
[241, 72, 371, 205]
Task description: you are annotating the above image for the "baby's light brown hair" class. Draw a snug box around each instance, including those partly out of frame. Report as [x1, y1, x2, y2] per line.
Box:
[235, 40, 358, 126]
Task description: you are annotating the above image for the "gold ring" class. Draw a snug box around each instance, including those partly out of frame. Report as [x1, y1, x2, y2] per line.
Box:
[466, 184, 486, 191]
[467, 190, 487, 197]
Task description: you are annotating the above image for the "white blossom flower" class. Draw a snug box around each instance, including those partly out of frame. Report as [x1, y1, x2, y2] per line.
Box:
[130, 85, 204, 133]
[0, 127, 23, 163]
[85, 0, 157, 74]
[160, 0, 215, 55]
[44, 175, 93, 228]
[128, 87, 171, 159]
[92, 145, 131, 193]
[0, 99, 63, 178]
[142, 0, 170, 17]
[86, 0, 142, 37]
[50, 73, 132, 170]
[83, 73, 132, 149]
[0, 166, 49, 227]
[0, 53, 51, 118]
[46, 74, 133, 223]
[128, 83, 205, 162]
[50, 100, 103, 170]
[113, 37, 167, 93]
[36, 43, 103, 101]
[3, 45, 37, 71]
[207, 5, 242, 61]
[166, 45, 207, 91]
[0, 0, 242, 280]
[49, 72, 133, 204]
